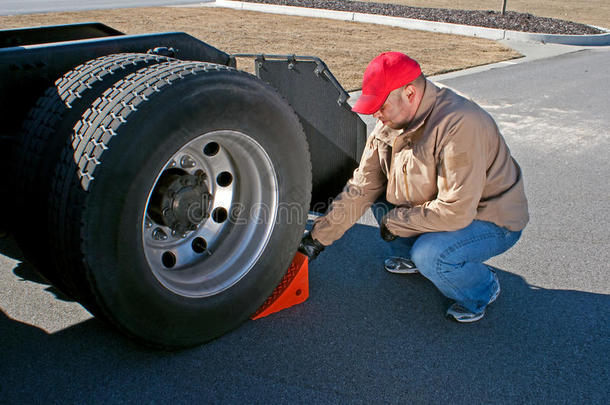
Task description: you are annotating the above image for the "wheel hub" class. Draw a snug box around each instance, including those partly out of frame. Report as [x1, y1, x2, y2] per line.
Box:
[141, 130, 278, 298]
[149, 171, 211, 235]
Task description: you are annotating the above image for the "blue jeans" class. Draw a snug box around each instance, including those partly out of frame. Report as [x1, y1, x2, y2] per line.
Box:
[372, 200, 522, 313]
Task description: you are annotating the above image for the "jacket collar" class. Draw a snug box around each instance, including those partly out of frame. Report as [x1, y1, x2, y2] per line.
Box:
[374, 79, 438, 146]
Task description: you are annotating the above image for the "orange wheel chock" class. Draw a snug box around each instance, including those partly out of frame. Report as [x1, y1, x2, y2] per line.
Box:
[251, 252, 309, 320]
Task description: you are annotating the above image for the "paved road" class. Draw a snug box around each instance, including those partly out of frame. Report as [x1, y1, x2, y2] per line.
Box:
[1, 45, 609, 403]
[0, 0, 208, 15]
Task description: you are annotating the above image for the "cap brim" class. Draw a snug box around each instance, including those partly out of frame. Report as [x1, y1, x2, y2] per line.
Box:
[351, 93, 387, 115]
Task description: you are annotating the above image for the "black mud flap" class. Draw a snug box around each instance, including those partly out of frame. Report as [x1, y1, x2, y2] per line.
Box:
[241, 54, 367, 213]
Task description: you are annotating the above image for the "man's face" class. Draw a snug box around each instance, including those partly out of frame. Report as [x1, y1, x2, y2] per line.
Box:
[373, 85, 418, 130]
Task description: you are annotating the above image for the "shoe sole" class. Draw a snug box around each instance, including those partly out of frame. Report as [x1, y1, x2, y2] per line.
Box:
[447, 312, 486, 323]
[385, 267, 419, 274]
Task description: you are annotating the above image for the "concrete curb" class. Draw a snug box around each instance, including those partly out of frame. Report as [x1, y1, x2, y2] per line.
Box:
[203, 0, 610, 46]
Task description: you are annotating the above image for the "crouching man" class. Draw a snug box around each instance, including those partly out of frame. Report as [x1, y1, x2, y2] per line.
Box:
[299, 52, 528, 322]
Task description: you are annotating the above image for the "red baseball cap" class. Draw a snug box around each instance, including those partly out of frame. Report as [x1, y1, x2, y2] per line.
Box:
[352, 52, 422, 115]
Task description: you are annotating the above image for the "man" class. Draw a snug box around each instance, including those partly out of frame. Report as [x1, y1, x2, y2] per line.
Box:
[299, 52, 528, 322]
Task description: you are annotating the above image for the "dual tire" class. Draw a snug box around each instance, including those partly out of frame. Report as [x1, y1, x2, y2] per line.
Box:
[13, 54, 312, 347]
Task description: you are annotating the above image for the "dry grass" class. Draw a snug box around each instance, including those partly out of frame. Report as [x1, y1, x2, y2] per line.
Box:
[0, 7, 520, 90]
[358, 0, 610, 29]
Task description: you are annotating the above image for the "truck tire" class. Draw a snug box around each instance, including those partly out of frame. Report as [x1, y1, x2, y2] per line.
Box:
[49, 60, 311, 347]
[11, 53, 172, 295]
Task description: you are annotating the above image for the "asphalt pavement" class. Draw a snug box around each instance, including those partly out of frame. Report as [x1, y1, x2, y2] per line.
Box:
[1, 17, 609, 405]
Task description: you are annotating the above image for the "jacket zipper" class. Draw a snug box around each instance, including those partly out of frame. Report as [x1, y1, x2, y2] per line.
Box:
[439, 154, 448, 192]
[393, 136, 412, 202]
[402, 163, 411, 201]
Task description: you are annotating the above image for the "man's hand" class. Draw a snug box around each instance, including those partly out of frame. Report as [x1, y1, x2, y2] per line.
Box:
[298, 232, 325, 261]
[380, 216, 397, 242]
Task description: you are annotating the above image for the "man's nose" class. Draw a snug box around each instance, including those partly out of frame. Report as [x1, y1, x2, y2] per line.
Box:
[373, 110, 382, 119]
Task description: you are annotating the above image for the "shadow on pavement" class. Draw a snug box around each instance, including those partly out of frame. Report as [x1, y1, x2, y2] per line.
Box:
[0, 224, 608, 403]
[0, 233, 73, 302]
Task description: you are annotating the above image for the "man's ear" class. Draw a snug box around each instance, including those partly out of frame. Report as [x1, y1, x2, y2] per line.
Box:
[403, 84, 415, 101]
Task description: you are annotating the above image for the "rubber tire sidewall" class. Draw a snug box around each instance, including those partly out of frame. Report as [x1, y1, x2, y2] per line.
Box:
[82, 70, 310, 347]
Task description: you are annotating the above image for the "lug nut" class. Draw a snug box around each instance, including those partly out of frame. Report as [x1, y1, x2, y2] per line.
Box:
[152, 228, 168, 241]
[181, 155, 196, 169]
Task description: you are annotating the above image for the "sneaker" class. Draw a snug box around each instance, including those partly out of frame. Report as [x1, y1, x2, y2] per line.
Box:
[384, 257, 418, 274]
[446, 271, 500, 323]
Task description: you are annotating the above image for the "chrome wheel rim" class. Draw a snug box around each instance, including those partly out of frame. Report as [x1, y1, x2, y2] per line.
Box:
[142, 130, 278, 298]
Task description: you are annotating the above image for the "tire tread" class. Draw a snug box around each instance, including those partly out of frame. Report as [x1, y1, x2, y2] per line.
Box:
[12, 53, 172, 296]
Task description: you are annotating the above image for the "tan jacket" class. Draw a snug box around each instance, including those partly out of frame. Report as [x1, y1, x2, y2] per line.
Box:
[311, 80, 529, 246]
